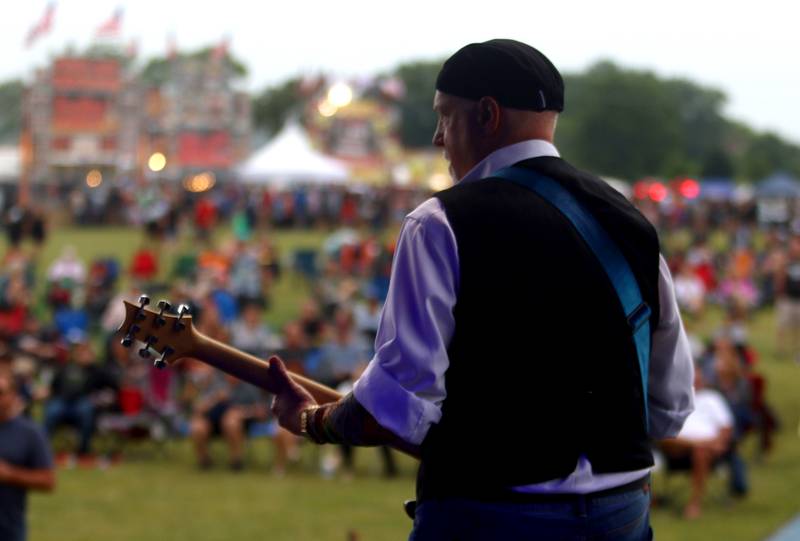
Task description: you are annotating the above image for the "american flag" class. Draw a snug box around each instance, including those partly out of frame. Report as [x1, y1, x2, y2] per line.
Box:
[95, 7, 123, 38]
[25, 3, 56, 48]
[166, 33, 178, 59]
[212, 36, 230, 62]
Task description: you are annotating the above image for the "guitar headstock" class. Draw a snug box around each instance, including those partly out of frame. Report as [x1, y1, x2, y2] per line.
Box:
[117, 295, 197, 369]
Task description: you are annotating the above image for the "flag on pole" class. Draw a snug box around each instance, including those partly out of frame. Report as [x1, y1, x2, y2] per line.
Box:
[166, 33, 178, 60]
[25, 3, 56, 48]
[95, 7, 123, 38]
[211, 36, 229, 61]
[126, 38, 138, 58]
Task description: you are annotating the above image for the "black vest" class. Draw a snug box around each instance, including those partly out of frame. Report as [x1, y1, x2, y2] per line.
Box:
[417, 156, 661, 501]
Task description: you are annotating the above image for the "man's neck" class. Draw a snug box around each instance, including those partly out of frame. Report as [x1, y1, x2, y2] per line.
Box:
[459, 139, 560, 184]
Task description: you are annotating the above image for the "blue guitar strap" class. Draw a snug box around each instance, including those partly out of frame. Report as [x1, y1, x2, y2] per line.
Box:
[492, 166, 651, 431]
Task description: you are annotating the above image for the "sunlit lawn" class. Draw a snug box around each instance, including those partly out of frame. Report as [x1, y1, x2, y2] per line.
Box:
[12, 226, 800, 540]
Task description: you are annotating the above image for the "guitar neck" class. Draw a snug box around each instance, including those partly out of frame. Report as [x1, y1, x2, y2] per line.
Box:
[191, 334, 342, 404]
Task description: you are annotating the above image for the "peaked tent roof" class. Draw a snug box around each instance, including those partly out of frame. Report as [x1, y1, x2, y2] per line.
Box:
[0, 145, 20, 183]
[755, 172, 800, 198]
[237, 123, 350, 186]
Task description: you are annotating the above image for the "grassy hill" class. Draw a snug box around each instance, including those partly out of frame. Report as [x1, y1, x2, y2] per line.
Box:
[12, 226, 800, 541]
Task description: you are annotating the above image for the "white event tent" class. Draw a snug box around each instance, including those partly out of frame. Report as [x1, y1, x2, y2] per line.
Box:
[237, 123, 350, 187]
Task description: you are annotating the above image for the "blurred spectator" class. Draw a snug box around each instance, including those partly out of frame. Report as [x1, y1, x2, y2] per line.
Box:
[673, 261, 706, 317]
[704, 335, 751, 496]
[718, 255, 758, 311]
[311, 308, 396, 477]
[216, 374, 269, 471]
[276, 322, 312, 376]
[353, 293, 382, 356]
[187, 367, 276, 471]
[129, 244, 159, 285]
[758, 229, 786, 306]
[194, 296, 230, 344]
[230, 301, 274, 360]
[186, 364, 228, 469]
[313, 308, 369, 389]
[775, 235, 800, 361]
[659, 369, 734, 519]
[0, 367, 55, 541]
[43, 335, 117, 458]
[46, 246, 86, 287]
[298, 299, 325, 347]
[0, 275, 32, 341]
[194, 196, 217, 241]
[229, 242, 264, 307]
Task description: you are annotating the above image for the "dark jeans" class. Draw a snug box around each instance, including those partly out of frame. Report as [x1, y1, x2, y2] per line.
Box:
[44, 397, 95, 455]
[410, 485, 652, 541]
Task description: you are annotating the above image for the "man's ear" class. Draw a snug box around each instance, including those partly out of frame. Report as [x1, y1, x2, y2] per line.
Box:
[476, 96, 501, 133]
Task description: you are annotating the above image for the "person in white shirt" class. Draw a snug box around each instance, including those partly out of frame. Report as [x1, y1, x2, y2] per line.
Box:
[659, 369, 733, 519]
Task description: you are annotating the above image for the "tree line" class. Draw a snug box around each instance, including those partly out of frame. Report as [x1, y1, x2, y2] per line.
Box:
[1, 49, 797, 182]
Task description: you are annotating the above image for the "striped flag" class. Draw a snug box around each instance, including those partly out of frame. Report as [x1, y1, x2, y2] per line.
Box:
[211, 36, 229, 61]
[166, 33, 178, 59]
[126, 38, 138, 58]
[25, 3, 56, 48]
[95, 7, 123, 38]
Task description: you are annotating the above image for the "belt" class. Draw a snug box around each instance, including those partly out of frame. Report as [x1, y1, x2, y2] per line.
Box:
[481, 474, 651, 504]
[403, 476, 650, 520]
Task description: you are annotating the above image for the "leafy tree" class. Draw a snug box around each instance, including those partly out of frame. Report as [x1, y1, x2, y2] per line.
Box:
[251, 78, 304, 137]
[739, 132, 800, 180]
[557, 62, 691, 179]
[392, 59, 443, 148]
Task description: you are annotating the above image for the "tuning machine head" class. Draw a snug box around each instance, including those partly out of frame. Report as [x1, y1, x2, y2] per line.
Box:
[154, 300, 172, 327]
[174, 303, 190, 331]
[138, 335, 158, 358]
[120, 324, 140, 348]
[154, 346, 175, 370]
[136, 294, 151, 321]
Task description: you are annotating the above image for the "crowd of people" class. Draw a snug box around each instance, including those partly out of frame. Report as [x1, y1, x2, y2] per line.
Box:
[0, 185, 419, 479]
[0, 185, 794, 515]
[638, 196, 792, 518]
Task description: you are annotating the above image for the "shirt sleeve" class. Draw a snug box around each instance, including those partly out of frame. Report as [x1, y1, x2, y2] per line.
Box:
[353, 198, 458, 445]
[648, 255, 696, 439]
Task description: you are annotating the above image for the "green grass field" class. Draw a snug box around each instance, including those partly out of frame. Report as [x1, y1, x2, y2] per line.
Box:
[10, 226, 800, 540]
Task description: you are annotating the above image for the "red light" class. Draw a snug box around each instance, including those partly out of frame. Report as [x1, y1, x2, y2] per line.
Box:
[648, 182, 668, 202]
[679, 178, 700, 199]
[633, 181, 650, 200]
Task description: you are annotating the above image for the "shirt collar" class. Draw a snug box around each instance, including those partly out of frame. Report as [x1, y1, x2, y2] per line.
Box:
[459, 139, 560, 184]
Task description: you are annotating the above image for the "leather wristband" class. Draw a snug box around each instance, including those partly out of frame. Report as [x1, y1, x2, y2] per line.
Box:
[299, 405, 320, 439]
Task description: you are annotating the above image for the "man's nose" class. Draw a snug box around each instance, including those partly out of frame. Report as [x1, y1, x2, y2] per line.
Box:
[432, 131, 443, 147]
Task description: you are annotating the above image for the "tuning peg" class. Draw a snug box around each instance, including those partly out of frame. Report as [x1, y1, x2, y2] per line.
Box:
[120, 324, 141, 348]
[136, 294, 151, 321]
[138, 335, 158, 359]
[154, 300, 172, 327]
[154, 346, 175, 370]
[173, 304, 190, 331]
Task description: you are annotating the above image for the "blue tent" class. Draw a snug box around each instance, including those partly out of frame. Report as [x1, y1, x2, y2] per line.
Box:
[756, 172, 800, 198]
[699, 178, 735, 200]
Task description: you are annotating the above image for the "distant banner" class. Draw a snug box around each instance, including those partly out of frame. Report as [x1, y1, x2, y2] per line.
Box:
[25, 3, 56, 48]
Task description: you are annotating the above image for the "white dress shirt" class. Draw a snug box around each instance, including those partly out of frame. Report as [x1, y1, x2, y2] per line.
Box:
[353, 140, 695, 493]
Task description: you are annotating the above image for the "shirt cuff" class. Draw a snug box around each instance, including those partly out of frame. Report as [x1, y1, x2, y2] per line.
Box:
[353, 360, 442, 446]
[649, 406, 696, 439]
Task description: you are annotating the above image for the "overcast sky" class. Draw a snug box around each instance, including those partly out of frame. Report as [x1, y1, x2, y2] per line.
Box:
[4, 0, 799, 143]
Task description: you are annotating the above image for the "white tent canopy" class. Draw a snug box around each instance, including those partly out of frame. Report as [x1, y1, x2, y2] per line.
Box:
[237, 123, 350, 186]
[0, 145, 20, 184]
